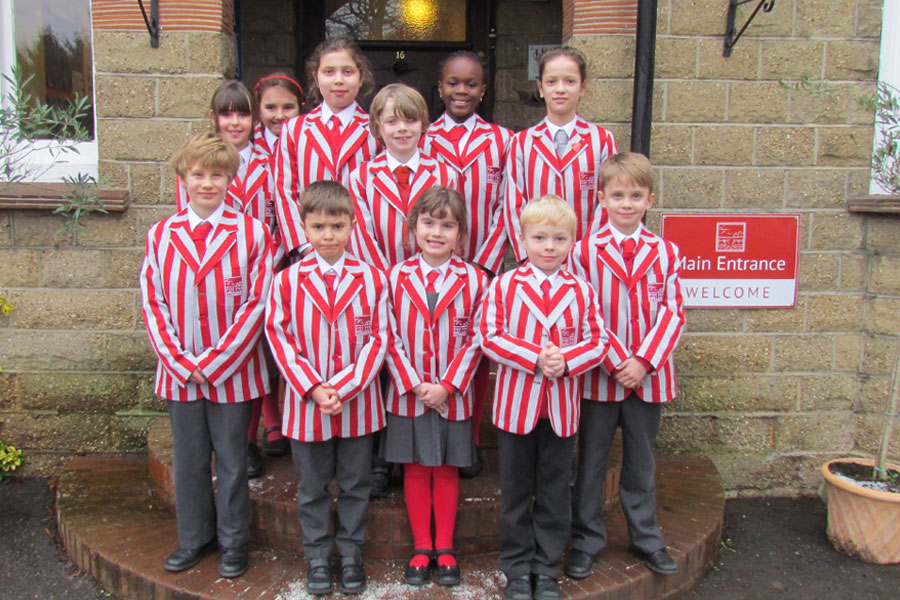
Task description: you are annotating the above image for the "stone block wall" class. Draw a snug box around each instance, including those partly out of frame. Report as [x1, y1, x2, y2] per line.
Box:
[0, 1, 235, 474]
[568, 0, 896, 495]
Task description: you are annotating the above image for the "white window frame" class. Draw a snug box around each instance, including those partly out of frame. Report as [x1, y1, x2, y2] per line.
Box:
[0, 0, 98, 182]
[870, 0, 900, 194]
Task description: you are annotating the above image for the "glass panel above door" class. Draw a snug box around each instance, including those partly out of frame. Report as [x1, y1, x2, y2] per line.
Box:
[325, 0, 466, 42]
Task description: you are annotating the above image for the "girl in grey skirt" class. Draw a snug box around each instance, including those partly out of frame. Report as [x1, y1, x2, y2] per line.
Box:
[382, 187, 488, 587]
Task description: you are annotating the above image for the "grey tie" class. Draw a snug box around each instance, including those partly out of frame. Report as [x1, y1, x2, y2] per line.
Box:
[554, 128, 569, 157]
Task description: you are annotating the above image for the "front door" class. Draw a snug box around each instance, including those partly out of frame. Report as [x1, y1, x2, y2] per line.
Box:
[297, 0, 495, 121]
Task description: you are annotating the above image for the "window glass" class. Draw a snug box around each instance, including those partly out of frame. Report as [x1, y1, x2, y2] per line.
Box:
[325, 0, 466, 42]
[13, 0, 94, 138]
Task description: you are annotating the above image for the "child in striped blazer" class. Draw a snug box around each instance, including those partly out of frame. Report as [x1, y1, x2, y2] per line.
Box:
[567, 152, 685, 579]
[383, 186, 487, 587]
[141, 133, 274, 579]
[265, 180, 389, 596]
[480, 195, 611, 600]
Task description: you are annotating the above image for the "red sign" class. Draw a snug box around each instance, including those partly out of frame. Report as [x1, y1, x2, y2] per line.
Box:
[660, 214, 801, 308]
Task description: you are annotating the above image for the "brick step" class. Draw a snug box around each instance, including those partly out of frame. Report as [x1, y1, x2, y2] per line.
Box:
[146, 417, 623, 558]
[58, 453, 724, 600]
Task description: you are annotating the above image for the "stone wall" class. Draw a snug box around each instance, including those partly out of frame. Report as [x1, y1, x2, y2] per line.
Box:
[2, 0, 897, 496]
[0, 4, 235, 474]
[567, 0, 896, 495]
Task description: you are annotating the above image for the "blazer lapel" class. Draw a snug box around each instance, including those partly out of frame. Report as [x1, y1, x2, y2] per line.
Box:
[408, 161, 438, 206]
[629, 233, 662, 289]
[330, 261, 363, 325]
[372, 164, 407, 214]
[432, 261, 467, 321]
[594, 230, 630, 285]
[169, 218, 202, 275]
[557, 119, 592, 172]
[334, 110, 369, 172]
[307, 113, 337, 173]
[400, 266, 433, 328]
[515, 266, 552, 329]
[530, 123, 563, 177]
[299, 261, 334, 322]
[546, 276, 577, 326]
[196, 216, 238, 281]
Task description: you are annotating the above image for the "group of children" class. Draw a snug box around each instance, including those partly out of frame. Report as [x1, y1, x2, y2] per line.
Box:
[140, 36, 685, 600]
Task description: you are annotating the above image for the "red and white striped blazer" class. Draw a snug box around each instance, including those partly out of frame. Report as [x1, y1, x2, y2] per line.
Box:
[385, 256, 487, 421]
[569, 224, 685, 403]
[348, 152, 458, 271]
[265, 253, 388, 441]
[275, 104, 379, 255]
[420, 114, 512, 274]
[242, 125, 285, 262]
[479, 263, 610, 437]
[504, 117, 617, 262]
[141, 208, 274, 403]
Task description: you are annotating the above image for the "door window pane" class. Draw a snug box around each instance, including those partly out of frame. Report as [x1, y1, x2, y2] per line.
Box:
[325, 0, 466, 42]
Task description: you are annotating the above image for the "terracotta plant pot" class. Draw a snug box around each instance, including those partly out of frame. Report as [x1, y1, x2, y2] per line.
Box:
[821, 457, 900, 564]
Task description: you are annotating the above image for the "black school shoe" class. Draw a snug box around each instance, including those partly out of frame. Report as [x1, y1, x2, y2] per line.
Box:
[340, 558, 367, 594]
[404, 549, 432, 586]
[564, 548, 595, 579]
[218, 546, 249, 578]
[247, 443, 264, 479]
[306, 558, 333, 595]
[370, 466, 391, 498]
[532, 574, 561, 600]
[164, 538, 217, 572]
[504, 574, 532, 600]
[630, 546, 678, 575]
[434, 549, 461, 586]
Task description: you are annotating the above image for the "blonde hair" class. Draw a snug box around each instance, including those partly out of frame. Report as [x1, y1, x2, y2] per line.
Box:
[599, 152, 655, 193]
[519, 194, 577, 237]
[170, 132, 240, 179]
[299, 180, 355, 220]
[369, 83, 430, 142]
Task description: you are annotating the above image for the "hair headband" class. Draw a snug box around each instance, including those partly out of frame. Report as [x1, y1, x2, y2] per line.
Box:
[254, 75, 304, 95]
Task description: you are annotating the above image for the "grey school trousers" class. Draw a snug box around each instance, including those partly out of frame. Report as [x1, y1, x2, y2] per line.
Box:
[290, 435, 375, 562]
[570, 395, 665, 556]
[168, 399, 251, 550]
[497, 420, 576, 579]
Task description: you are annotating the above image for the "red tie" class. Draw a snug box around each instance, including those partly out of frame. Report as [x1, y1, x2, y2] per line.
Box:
[621, 238, 636, 276]
[540, 279, 552, 315]
[191, 222, 213, 258]
[395, 165, 412, 212]
[539, 277, 553, 420]
[425, 270, 440, 293]
[329, 116, 341, 168]
[324, 271, 336, 308]
[449, 125, 465, 150]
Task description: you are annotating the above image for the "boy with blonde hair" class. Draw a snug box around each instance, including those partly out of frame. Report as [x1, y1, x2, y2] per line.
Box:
[142, 132, 274, 578]
[567, 152, 685, 578]
[480, 194, 611, 600]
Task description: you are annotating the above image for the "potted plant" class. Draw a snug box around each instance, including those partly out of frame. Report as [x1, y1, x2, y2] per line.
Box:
[820, 81, 900, 565]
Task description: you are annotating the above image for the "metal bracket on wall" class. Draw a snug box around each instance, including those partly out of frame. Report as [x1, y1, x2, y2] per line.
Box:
[723, 0, 774, 57]
[137, 0, 160, 48]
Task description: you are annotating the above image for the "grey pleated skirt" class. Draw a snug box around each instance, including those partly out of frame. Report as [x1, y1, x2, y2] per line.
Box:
[382, 410, 475, 468]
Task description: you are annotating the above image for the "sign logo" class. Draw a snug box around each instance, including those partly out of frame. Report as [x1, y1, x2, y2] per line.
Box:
[716, 222, 746, 252]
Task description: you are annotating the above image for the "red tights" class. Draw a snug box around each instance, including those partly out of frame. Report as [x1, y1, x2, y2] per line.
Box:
[404, 462, 459, 567]
[246, 391, 282, 443]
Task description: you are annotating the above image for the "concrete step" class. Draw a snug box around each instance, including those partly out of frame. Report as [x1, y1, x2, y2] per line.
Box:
[58, 452, 724, 599]
[146, 417, 623, 557]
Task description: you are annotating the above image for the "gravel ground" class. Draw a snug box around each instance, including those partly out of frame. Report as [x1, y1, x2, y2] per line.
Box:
[2, 478, 899, 599]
